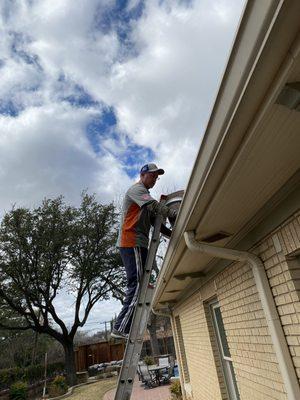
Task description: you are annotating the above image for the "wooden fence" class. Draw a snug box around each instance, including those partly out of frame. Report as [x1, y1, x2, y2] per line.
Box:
[75, 341, 125, 372]
[75, 335, 176, 372]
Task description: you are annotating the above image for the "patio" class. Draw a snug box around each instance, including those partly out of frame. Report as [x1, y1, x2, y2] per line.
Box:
[103, 376, 171, 400]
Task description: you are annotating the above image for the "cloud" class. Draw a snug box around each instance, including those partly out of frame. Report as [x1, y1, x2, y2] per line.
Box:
[0, 103, 131, 212]
[0, 0, 245, 326]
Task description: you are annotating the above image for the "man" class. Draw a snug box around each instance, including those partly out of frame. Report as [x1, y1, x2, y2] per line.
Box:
[111, 163, 178, 339]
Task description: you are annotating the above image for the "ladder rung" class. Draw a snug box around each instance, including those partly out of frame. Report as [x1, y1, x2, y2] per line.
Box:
[114, 202, 166, 400]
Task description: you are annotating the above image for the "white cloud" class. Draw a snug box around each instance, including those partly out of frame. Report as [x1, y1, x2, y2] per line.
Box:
[0, 0, 245, 326]
[107, 0, 245, 193]
[0, 104, 131, 213]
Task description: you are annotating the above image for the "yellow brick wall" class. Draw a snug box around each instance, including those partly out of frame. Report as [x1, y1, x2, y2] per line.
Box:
[173, 282, 225, 400]
[172, 211, 300, 400]
[216, 262, 286, 400]
[266, 213, 300, 382]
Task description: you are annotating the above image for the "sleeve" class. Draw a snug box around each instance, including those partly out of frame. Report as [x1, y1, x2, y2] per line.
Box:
[127, 184, 156, 208]
[146, 201, 178, 219]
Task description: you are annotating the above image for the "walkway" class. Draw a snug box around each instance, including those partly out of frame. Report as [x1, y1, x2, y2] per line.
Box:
[103, 377, 171, 400]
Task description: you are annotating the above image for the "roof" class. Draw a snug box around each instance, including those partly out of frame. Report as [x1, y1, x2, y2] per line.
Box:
[153, 0, 300, 311]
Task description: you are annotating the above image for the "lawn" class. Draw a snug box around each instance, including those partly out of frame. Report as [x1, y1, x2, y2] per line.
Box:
[67, 378, 117, 400]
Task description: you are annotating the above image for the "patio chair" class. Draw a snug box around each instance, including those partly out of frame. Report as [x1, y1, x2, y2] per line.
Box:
[157, 356, 173, 384]
[137, 361, 145, 381]
[158, 356, 169, 368]
[159, 366, 173, 384]
[138, 364, 157, 388]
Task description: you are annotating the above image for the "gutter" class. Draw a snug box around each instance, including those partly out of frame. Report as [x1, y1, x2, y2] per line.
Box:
[184, 231, 300, 400]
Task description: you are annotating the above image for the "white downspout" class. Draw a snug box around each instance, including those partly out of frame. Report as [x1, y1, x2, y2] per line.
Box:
[184, 231, 300, 400]
[152, 307, 189, 400]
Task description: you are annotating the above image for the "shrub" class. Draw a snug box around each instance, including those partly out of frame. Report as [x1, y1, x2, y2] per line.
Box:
[143, 356, 154, 366]
[48, 375, 68, 397]
[170, 379, 182, 399]
[9, 381, 28, 400]
[0, 362, 65, 391]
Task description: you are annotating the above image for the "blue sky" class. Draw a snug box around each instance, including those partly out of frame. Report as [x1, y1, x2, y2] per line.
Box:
[0, 0, 245, 331]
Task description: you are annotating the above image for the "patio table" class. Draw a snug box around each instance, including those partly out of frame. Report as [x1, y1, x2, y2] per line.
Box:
[148, 364, 169, 385]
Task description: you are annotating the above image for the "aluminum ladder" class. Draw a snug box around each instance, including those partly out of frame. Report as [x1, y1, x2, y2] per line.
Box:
[113, 196, 167, 400]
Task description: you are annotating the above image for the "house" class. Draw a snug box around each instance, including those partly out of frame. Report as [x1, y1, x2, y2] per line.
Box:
[152, 1, 300, 399]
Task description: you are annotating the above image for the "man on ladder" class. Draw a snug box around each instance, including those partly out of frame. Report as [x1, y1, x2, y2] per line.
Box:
[111, 163, 178, 340]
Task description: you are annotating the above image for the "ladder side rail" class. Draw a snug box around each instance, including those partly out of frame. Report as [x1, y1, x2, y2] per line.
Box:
[114, 209, 165, 400]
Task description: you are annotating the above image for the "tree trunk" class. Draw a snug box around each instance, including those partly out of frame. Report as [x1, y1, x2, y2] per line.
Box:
[147, 311, 160, 357]
[63, 340, 77, 387]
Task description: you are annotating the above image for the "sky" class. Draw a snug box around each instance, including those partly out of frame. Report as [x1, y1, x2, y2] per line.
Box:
[0, 0, 245, 334]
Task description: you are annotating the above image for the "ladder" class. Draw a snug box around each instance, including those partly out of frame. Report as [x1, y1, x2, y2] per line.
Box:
[114, 196, 167, 400]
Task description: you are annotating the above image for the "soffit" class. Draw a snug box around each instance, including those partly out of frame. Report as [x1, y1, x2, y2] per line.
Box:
[155, 33, 300, 308]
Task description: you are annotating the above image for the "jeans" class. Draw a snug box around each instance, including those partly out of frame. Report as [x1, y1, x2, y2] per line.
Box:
[114, 247, 148, 334]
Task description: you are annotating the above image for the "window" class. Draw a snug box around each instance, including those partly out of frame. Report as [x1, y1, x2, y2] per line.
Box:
[210, 301, 240, 400]
[175, 315, 190, 382]
[287, 253, 300, 300]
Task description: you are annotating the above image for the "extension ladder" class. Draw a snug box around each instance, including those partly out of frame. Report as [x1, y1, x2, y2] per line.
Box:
[113, 196, 167, 400]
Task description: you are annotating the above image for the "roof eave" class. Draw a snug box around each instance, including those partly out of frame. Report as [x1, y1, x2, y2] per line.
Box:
[153, 0, 300, 309]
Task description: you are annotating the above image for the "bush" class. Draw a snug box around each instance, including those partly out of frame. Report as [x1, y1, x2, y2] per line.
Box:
[170, 379, 182, 399]
[143, 356, 154, 366]
[48, 375, 68, 397]
[0, 362, 65, 391]
[9, 381, 28, 400]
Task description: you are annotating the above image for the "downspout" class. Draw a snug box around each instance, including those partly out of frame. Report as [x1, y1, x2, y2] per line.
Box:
[152, 307, 188, 400]
[152, 307, 171, 318]
[184, 231, 300, 400]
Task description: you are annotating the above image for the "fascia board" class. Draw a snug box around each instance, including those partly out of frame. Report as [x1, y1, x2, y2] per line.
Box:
[153, 0, 298, 308]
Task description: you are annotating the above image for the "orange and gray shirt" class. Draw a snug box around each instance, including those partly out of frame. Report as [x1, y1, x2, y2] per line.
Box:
[117, 182, 156, 248]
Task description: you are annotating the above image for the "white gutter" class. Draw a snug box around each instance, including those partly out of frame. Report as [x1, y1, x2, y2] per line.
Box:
[184, 231, 300, 400]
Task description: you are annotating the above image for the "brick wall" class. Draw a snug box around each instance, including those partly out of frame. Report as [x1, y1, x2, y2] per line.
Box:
[173, 282, 224, 400]
[172, 211, 300, 400]
[267, 212, 300, 382]
[216, 261, 286, 399]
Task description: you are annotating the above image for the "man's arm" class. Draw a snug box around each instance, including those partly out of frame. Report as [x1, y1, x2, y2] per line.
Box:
[146, 200, 177, 219]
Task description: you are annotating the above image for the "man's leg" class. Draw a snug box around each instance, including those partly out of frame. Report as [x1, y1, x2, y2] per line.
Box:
[113, 247, 148, 335]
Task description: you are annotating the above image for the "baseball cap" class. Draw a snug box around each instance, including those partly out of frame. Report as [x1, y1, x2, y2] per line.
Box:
[140, 163, 165, 175]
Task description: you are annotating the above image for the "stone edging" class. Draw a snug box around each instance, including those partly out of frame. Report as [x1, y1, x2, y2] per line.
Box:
[48, 378, 117, 400]
[48, 379, 98, 400]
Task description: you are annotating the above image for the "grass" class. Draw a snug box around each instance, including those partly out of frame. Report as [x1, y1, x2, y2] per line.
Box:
[67, 377, 117, 400]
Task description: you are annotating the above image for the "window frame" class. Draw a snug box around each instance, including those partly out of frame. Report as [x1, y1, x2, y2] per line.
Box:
[209, 300, 240, 400]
